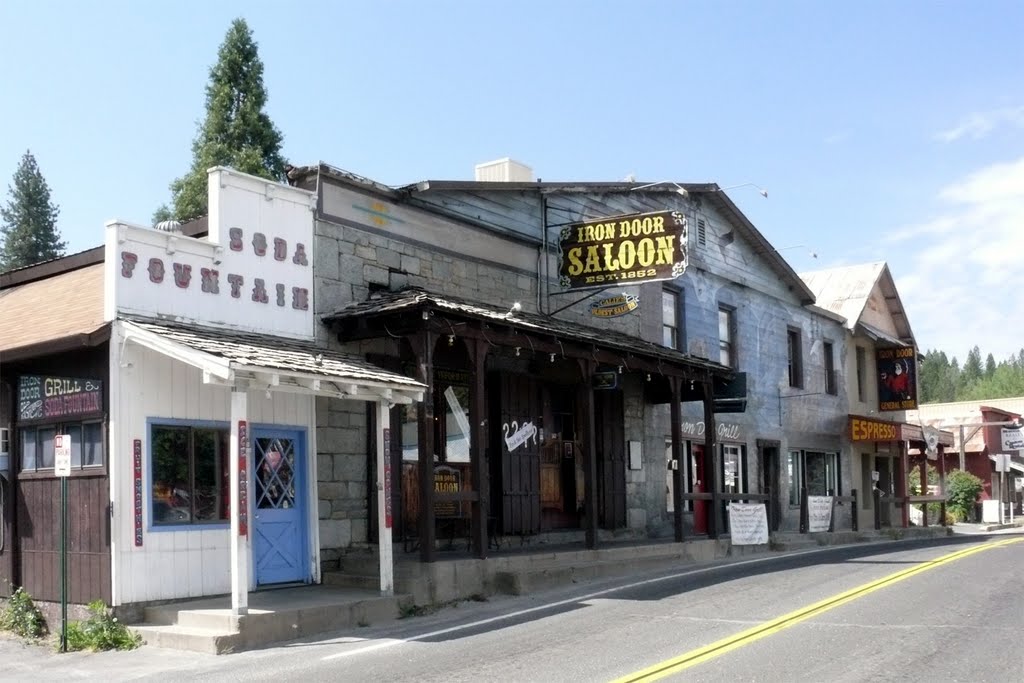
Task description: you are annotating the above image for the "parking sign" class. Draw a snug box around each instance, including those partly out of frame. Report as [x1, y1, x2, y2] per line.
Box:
[54, 434, 72, 477]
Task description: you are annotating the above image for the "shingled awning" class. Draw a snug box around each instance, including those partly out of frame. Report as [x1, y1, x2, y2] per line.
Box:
[323, 287, 732, 380]
[118, 317, 425, 404]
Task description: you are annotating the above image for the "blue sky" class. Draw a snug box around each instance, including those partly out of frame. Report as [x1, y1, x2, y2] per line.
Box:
[2, 1, 1022, 362]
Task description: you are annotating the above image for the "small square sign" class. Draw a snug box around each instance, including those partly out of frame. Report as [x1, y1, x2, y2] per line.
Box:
[54, 434, 72, 477]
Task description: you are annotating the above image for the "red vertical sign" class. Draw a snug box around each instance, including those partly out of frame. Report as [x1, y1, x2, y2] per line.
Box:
[383, 427, 392, 529]
[133, 439, 143, 547]
[238, 420, 249, 537]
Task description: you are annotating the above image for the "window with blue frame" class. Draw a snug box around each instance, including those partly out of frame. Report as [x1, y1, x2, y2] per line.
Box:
[151, 424, 230, 526]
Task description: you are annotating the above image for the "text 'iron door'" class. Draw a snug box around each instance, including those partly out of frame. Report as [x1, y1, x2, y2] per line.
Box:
[253, 430, 308, 585]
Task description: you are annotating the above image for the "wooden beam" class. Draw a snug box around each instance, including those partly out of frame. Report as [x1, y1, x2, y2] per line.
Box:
[703, 379, 718, 539]
[670, 376, 685, 543]
[415, 330, 437, 562]
[578, 358, 599, 549]
[470, 337, 489, 559]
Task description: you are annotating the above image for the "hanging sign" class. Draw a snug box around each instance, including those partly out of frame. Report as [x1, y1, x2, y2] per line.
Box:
[238, 420, 249, 537]
[1001, 427, 1024, 451]
[807, 496, 834, 532]
[383, 428, 393, 529]
[589, 293, 639, 318]
[877, 346, 918, 411]
[558, 210, 688, 291]
[133, 439, 144, 547]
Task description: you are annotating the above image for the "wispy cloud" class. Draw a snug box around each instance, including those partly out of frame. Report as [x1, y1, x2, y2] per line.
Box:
[935, 105, 1024, 142]
[895, 155, 1024, 361]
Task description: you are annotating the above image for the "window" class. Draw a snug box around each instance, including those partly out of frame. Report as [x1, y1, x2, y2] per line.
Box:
[789, 450, 840, 507]
[151, 424, 230, 526]
[0, 427, 9, 455]
[787, 328, 803, 388]
[19, 421, 104, 473]
[788, 451, 802, 506]
[824, 341, 837, 395]
[718, 306, 736, 368]
[856, 346, 867, 402]
[721, 444, 745, 493]
[662, 288, 681, 350]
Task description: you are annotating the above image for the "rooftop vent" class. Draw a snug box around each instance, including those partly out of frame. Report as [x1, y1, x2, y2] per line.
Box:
[474, 158, 534, 182]
[155, 219, 183, 234]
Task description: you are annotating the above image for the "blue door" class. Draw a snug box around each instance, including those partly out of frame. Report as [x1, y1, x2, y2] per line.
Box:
[253, 429, 308, 585]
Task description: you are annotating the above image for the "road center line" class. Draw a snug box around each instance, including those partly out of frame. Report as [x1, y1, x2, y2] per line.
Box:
[612, 538, 1023, 683]
[321, 544, 841, 661]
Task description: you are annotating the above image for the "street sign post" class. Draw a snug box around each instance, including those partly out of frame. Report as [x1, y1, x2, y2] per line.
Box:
[54, 434, 71, 652]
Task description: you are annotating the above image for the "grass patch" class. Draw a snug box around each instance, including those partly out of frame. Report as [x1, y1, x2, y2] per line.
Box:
[64, 600, 142, 652]
[0, 586, 47, 640]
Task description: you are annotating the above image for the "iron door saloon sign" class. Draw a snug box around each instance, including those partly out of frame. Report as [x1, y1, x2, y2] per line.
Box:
[558, 210, 688, 291]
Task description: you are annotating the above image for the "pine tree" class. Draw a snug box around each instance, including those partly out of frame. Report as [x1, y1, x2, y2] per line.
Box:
[0, 150, 66, 271]
[162, 18, 287, 221]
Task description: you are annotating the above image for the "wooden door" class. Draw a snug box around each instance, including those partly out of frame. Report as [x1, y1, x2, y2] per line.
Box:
[596, 391, 626, 529]
[496, 374, 541, 535]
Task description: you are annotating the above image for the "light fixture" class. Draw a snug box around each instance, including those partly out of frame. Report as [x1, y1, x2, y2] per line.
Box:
[448, 334, 455, 347]
[617, 365, 623, 374]
[777, 245, 818, 259]
[515, 347, 521, 357]
[646, 373, 652, 382]
[630, 181, 689, 198]
[690, 380, 695, 391]
[717, 183, 768, 198]
[507, 301, 522, 316]
[265, 387, 272, 400]
[421, 311, 429, 321]
[550, 353, 556, 363]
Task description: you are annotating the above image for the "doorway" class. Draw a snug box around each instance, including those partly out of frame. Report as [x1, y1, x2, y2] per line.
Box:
[761, 444, 781, 532]
[874, 455, 892, 527]
[252, 429, 308, 586]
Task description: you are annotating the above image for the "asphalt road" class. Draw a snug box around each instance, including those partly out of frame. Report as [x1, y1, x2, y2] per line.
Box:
[3, 532, 1023, 682]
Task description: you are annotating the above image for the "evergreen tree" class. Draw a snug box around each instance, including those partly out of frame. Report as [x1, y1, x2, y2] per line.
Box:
[984, 353, 997, 378]
[162, 18, 287, 221]
[0, 150, 66, 271]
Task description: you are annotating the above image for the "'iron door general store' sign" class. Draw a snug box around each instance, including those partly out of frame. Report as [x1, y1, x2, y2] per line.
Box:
[558, 210, 688, 290]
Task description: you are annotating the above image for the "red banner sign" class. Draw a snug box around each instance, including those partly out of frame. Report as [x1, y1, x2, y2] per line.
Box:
[133, 439, 143, 547]
[383, 428, 392, 529]
[238, 420, 249, 537]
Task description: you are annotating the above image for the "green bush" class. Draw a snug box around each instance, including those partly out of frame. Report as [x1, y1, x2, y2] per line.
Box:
[946, 470, 984, 522]
[0, 586, 47, 639]
[65, 600, 141, 652]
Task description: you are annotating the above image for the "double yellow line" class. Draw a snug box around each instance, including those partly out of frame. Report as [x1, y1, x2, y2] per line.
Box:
[613, 538, 1023, 682]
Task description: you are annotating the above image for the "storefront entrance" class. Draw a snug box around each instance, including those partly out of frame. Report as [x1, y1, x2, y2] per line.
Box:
[253, 429, 308, 585]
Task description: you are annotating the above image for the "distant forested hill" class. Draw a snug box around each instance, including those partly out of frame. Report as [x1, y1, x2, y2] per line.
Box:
[918, 346, 1024, 403]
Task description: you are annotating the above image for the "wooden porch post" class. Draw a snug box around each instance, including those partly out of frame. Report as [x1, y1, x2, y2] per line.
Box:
[579, 359, 599, 549]
[702, 377, 718, 538]
[229, 388, 250, 616]
[669, 376, 685, 542]
[415, 331, 436, 562]
[919, 457, 928, 526]
[375, 401, 394, 595]
[469, 338, 489, 558]
[899, 441, 910, 528]
[938, 444, 947, 525]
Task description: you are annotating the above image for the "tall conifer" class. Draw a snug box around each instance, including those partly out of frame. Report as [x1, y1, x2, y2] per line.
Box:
[0, 150, 65, 271]
[161, 18, 287, 221]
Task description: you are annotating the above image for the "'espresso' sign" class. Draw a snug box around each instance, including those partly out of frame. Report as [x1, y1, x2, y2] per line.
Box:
[850, 416, 899, 442]
[558, 211, 687, 291]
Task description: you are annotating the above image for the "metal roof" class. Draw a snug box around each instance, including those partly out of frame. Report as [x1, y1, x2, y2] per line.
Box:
[119, 317, 425, 404]
[800, 262, 914, 343]
[324, 287, 733, 377]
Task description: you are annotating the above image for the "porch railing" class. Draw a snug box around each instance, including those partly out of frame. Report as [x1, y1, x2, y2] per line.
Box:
[873, 490, 948, 529]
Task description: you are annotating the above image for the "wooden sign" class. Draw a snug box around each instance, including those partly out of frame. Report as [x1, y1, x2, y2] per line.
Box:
[18, 375, 102, 421]
[133, 439, 144, 547]
[558, 210, 687, 291]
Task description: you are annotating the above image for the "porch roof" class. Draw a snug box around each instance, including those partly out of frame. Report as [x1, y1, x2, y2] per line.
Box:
[323, 287, 733, 379]
[118, 317, 425, 405]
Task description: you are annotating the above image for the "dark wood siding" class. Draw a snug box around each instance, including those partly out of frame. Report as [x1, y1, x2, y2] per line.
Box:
[4, 345, 111, 604]
[494, 373, 541, 534]
[596, 391, 626, 529]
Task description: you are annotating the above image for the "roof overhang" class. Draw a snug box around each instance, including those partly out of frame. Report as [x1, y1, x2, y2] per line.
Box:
[856, 321, 911, 347]
[117, 318, 425, 405]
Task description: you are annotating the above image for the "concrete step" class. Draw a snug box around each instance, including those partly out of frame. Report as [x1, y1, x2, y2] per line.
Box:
[131, 624, 241, 655]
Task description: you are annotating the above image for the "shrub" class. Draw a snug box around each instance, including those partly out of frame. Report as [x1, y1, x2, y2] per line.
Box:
[64, 600, 141, 652]
[946, 470, 984, 522]
[0, 586, 47, 639]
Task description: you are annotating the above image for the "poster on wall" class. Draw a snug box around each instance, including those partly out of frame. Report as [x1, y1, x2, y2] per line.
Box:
[876, 346, 918, 411]
[727, 503, 769, 545]
[807, 496, 834, 532]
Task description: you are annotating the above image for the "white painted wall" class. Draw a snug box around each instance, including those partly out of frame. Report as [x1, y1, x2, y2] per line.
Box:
[109, 332, 316, 606]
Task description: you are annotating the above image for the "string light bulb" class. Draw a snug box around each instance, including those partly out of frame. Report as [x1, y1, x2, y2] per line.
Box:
[448, 334, 455, 347]
[646, 373, 652, 382]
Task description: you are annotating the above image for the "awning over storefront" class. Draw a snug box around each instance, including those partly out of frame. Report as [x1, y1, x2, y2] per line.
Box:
[117, 317, 425, 404]
[856, 322, 909, 348]
[323, 287, 733, 382]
